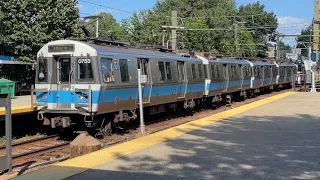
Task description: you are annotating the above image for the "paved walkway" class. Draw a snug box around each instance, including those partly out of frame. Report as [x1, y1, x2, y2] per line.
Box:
[15, 92, 320, 180]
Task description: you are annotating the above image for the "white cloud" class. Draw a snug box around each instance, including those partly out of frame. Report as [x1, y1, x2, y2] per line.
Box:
[77, 4, 84, 9]
[94, 9, 117, 15]
[277, 16, 310, 34]
[278, 16, 310, 26]
[277, 16, 311, 46]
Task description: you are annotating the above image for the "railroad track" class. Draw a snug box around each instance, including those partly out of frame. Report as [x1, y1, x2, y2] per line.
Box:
[0, 135, 71, 170]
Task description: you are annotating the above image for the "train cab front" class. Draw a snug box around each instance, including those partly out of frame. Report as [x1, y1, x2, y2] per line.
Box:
[33, 40, 99, 128]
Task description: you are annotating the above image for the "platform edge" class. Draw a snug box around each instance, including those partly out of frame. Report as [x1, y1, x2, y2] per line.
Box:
[13, 92, 295, 180]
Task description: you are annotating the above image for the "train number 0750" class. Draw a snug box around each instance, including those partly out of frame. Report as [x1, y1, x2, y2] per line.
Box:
[78, 58, 91, 64]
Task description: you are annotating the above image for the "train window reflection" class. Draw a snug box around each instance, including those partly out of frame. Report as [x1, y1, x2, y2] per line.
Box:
[101, 57, 114, 82]
[165, 62, 172, 80]
[78, 58, 93, 81]
[37, 58, 47, 82]
[198, 64, 203, 79]
[158, 61, 165, 81]
[119, 59, 129, 82]
[191, 64, 196, 79]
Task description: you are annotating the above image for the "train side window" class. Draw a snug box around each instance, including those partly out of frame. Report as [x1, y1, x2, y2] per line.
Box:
[216, 65, 220, 79]
[101, 57, 115, 82]
[211, 65, 215, 79]
[158, 61, 165, 81]
[191, 64, 197, 79]
[78, 58, 94, 81]
[37, 58, 47, 82]
[233, 65, 236, 78]
[246, 66, 249, 77]
[222, 64, 228, 78]
[119, 59, 129, 82]
[242, 66, 246, 77]
[165, 62, 172, 80]
[198, 64, 203, 79]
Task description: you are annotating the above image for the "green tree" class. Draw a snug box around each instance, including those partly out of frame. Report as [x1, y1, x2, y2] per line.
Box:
[122, 0, 242, 53]
[279, 41, 292, 59]
[122, 10, 168, 46]
[182, 21, 212, 51]
[0, 0, 81, 61]
[238, 30, 256, 57]
[296, 25, 312, 57]
[237, 1, 278, 57]
[86, 12, 127, 42]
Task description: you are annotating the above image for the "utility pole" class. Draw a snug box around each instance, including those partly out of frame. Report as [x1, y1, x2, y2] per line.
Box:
[276, 33, 280, 60]
[234, 23, 239, 57]
[171, 11, 178, 51]
[82, 15, 102, 38]
[96, 17, 99, 38]
[162, 11, 185, 52]
[313, 0, 319, 62]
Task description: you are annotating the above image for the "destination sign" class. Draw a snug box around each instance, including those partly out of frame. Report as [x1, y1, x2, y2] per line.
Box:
[48, 44, 74, 53]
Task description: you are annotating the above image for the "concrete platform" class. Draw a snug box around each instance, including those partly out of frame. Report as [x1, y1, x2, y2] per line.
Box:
[0, 95, 36, 116]
[13, 92, 320, 180]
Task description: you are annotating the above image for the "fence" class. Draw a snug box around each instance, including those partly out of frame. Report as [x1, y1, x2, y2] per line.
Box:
[292, 73, 320, 92]
[0, 63, 35, 95]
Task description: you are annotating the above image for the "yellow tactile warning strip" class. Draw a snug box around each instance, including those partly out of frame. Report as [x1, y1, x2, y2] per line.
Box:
[0, 106, 36, 116]
[13, 92, 296, 180]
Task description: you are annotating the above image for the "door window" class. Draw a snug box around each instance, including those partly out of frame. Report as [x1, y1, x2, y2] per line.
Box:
[59, 58, 71, 83]
[37, 58, 47, 82]
[177, 62, 185, 82]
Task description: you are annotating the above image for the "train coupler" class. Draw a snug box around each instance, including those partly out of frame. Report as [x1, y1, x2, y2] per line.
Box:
[84, 115, 94, 128]
[226, 95, 232, 106]
[51, 116, 71, 128]
[37, 113, 44, 121]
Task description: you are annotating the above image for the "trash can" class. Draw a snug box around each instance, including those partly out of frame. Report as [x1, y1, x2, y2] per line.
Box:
[0, 78, 15, 98]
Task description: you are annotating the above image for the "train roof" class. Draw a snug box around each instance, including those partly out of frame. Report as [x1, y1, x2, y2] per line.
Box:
[212, 58, 251, 64]
[278, 62, 297, 67]
[250, 60, 275, 66]
[37, 39, 201, 62]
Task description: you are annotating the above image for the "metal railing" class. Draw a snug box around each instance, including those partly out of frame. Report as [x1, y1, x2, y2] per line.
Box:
[292, 73, 320, 92]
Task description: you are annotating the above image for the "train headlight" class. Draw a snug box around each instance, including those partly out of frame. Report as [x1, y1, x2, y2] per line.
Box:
[43, 95, 47, 99]
[79, 95, 84, 100]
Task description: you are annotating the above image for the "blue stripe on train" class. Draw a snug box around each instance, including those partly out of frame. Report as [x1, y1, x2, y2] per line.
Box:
[37, 80, 258, 104]
[37, 83, 205, 104]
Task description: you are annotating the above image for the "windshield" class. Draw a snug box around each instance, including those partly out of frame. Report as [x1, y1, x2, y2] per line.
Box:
[37, 58, 47, 82]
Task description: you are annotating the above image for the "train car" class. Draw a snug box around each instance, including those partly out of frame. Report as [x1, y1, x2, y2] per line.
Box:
[33, 39, 297, 135]
[276, 62, 297, 87]
[206, 58, 252, 96]
[250, 61, 276, 90]
[34, 40, 208, 132]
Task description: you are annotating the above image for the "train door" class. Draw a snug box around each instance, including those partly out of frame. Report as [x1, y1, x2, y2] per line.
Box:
[137, 58, 152, 103]
[261, 66, 265, 86]
[177, 61, 187, 99]
[55, 56, 73, 108]
[239, 65, 244, 89]
[222, 64, 229, 92]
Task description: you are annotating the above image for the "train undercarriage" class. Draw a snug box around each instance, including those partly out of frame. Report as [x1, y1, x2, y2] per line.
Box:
[37, 83, 292, 138]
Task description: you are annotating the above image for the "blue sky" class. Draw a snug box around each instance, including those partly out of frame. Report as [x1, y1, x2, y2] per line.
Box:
[78, 0, 314, 45]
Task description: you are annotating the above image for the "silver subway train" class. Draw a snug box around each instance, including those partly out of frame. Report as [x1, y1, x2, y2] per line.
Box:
[33, 40, 297, 134]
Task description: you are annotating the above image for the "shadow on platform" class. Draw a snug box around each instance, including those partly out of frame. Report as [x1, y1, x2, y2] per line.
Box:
[16, 113, 320, 180]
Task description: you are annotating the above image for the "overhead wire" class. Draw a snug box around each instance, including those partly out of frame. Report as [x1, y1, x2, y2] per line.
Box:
[78, 0, 133, 14]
